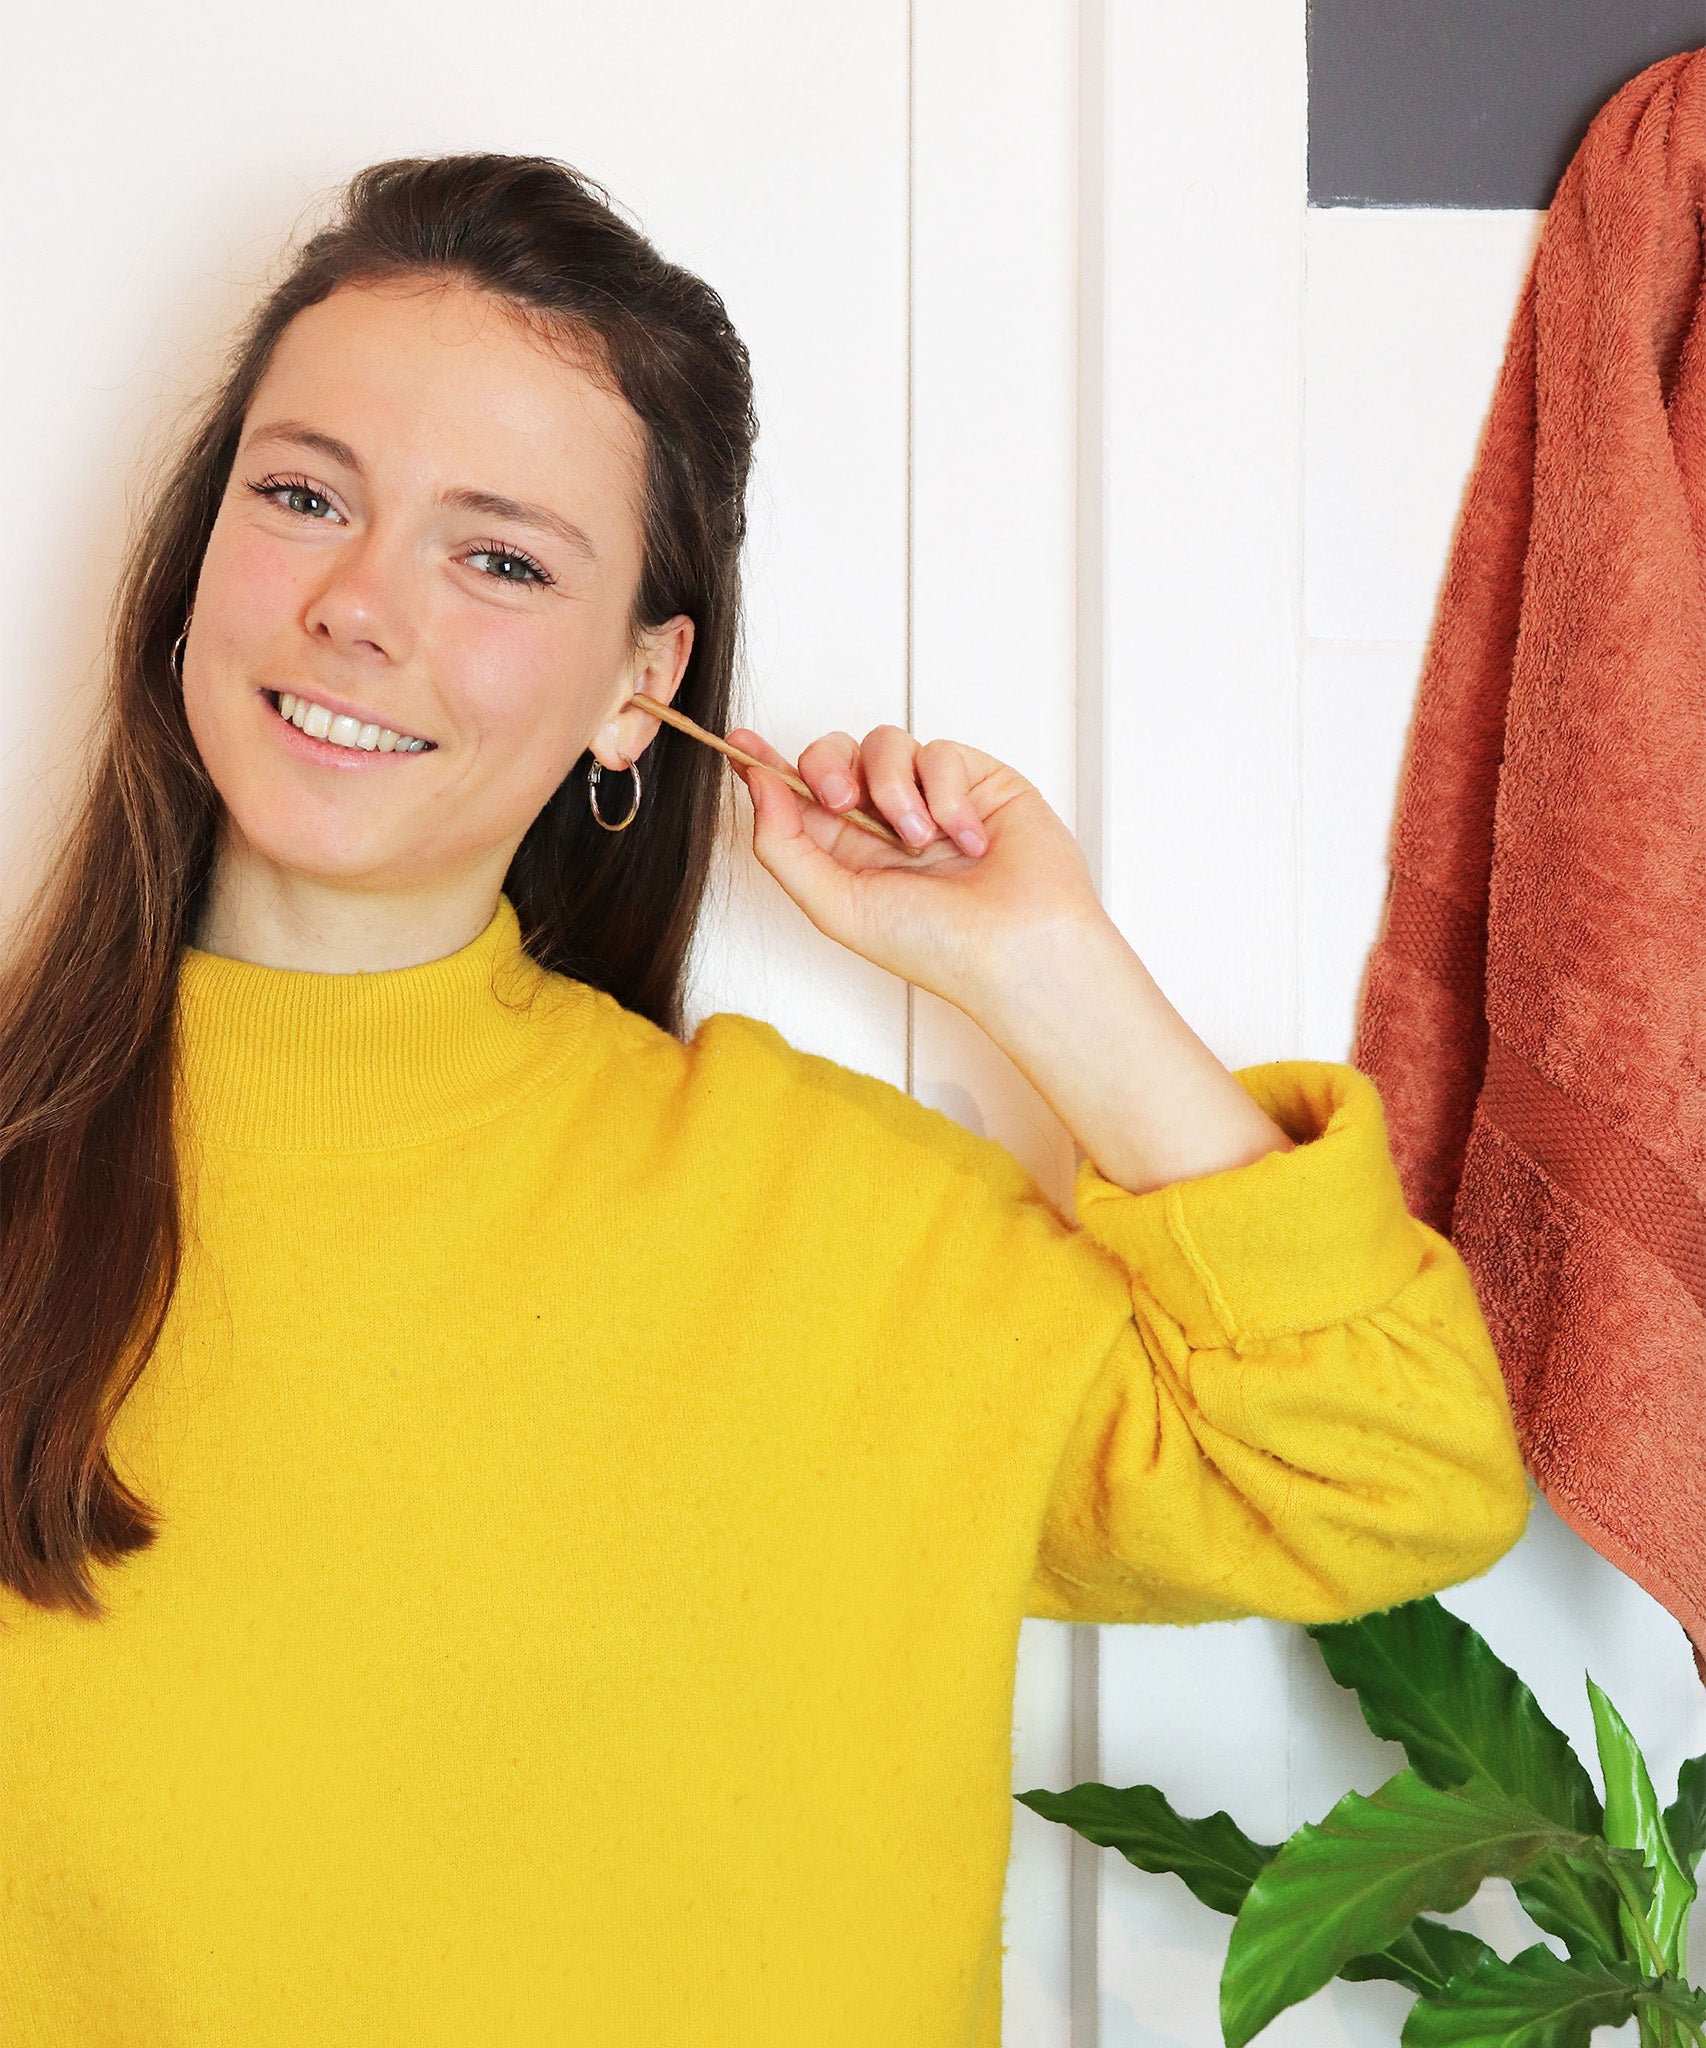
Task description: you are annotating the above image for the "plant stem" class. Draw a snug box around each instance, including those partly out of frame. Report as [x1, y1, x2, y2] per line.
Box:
[1606, 1858, 1706, 2048]
[1601, 1860, 1706, 2048]
[1610, 1860, 1675, 1980]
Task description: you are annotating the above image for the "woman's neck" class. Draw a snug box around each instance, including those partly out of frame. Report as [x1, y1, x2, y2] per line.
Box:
[192, 835, 514, 974]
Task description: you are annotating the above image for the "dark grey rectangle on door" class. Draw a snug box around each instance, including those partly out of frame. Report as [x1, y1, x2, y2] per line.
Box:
[1309, 0, 1706, 207]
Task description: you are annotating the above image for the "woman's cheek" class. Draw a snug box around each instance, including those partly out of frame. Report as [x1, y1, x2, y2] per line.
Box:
[197, 524, 311, 642]
[447, 620, 591, 757]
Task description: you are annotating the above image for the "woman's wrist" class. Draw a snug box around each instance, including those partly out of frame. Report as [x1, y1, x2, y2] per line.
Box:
[958, 906, 1296, 1197]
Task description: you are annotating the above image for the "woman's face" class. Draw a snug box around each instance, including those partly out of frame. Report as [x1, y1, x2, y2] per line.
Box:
[184, 276, 691, 899]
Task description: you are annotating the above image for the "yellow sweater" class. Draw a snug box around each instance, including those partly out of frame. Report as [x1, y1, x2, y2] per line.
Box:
[1, 891, 1529, 2047]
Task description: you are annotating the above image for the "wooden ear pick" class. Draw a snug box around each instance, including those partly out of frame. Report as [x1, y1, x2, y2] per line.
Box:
[621, 694, 922, 856]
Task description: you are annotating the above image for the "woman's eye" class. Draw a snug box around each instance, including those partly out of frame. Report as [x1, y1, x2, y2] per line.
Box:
[281, 486, 333, 519]
[466, 546, 551, 587]
[248, 477, 338, 520]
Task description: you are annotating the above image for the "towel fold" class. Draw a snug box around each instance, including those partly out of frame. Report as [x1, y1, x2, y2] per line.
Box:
[1353, 48, 1706, 1673]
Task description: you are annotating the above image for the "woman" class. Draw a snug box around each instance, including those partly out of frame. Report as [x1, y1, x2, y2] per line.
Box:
[0, 154, 1528, 2046]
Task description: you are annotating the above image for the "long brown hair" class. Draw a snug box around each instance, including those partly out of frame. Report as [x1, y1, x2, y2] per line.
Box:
[0, 154, 757, 1617]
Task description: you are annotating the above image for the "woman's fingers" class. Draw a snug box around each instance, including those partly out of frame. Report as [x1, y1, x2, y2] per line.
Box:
[723, 727, 805, 835]
[795, 731, 864, 814]
[725, 726, 791, 778]
[728, 727, 857, 821]
[726, 722, 998, 862]
[859, 724, 938, 849]
[914, 737, 989, 856]
[723, 729, 873, 926]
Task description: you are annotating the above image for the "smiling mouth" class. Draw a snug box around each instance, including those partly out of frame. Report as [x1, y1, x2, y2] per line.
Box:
[264, 689, 436, 754]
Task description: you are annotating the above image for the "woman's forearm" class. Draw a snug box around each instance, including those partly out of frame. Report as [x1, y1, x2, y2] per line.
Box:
[959, 910, 1296, 1198]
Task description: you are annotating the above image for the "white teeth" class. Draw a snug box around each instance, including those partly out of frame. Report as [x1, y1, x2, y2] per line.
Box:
[272, 692, 427, 753]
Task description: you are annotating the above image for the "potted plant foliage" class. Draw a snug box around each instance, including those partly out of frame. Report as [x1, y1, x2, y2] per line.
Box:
[1018, 1596, 1706, 2045]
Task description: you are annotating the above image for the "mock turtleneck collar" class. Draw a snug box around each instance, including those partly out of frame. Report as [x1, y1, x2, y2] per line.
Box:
[174, 892, 597, 1151]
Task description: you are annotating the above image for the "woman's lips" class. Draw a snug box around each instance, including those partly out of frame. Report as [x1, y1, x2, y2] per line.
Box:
[259, 689, 435, 769]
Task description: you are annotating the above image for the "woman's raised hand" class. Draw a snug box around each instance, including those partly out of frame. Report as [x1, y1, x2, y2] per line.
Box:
[724, 723, 1107, 1014]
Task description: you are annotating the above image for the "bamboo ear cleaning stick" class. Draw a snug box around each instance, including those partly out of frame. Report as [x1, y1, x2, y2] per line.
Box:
[622, 694, 921, 855]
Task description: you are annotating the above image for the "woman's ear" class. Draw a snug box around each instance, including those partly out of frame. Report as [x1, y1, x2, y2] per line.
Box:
[591, 614, 695, 769]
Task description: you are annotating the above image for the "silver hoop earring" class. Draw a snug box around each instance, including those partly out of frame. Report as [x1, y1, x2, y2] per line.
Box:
[169, 615, 192, 684]
[588, 755, 642, 832]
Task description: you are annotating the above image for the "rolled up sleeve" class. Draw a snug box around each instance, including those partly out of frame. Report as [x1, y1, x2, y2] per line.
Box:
[1025, 1059, 1532, 1627]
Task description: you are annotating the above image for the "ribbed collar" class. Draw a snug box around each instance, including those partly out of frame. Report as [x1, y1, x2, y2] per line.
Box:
[174, 892, 595, 1151]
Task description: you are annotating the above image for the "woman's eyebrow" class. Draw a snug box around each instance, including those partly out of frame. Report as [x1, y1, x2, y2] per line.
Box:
[245, 420, 362, 471]
[241, 419, 600, 564]
[440, 486, 599, 565]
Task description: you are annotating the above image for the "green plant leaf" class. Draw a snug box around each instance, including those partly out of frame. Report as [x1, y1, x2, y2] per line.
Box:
[1587, 1675, 1696, 1975]
[1013, 1782, 1276, 1916]
[1340, 1917, 1498, 1996]
[1308, 1598, 1626, 1961]
[1509, 1844, 1638, 1971]
[1016, 1782, 1499, 1996]
[1308, 1598, 1603, 1832]
[1663, 1754, 1706, 1875]
[1397, 1942, 1645, 2047]
[1219, 1769, 1646, 2048]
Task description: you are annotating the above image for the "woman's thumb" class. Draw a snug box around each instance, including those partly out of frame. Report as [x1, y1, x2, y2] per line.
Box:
[745, 761, 845, 924]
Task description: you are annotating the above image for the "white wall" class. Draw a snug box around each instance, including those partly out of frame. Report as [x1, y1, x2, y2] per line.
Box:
[4, 5, 1702, 2045]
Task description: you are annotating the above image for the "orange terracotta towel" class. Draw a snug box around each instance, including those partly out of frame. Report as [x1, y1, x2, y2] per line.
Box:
[1353, 48, 1706, 1674]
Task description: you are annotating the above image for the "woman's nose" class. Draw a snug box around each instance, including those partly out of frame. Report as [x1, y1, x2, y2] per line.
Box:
[302, 530, 417, 663]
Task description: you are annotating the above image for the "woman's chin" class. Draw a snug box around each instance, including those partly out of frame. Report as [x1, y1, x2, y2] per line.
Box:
[224, 811, 418, 890]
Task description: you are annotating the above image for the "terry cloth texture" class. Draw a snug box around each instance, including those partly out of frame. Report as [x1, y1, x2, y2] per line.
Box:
[1353, 48, 1706, 1672]
[2, 892, 1528, 2045]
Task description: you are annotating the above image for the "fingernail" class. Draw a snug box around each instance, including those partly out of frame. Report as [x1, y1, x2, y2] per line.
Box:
[956, 824, 987, 855]
[820, 772, 856, 807]
[899, 809, 933, 846]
